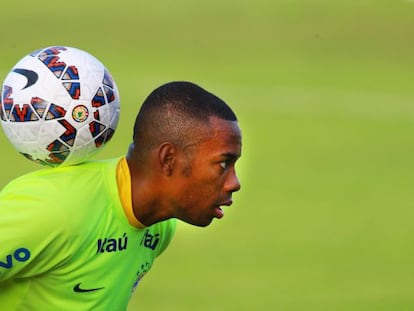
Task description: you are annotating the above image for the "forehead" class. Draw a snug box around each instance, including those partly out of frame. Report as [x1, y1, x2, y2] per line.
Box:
[195, 117, 242, 157]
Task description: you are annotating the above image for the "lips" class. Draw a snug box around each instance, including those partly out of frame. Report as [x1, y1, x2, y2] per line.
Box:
[214, 200, 233, 219]
[214, 207, 224, 218]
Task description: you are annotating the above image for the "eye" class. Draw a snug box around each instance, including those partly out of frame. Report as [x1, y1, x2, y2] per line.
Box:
[219, 160, 229, 170]
[219, 161, 227, 169]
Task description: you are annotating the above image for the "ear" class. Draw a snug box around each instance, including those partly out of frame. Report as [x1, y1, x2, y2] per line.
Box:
[158, 142, 176, 176]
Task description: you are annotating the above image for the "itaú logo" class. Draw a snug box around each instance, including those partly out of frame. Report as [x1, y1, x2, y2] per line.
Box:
[97, 233, 128, 254]
[0, 248, 31, 272]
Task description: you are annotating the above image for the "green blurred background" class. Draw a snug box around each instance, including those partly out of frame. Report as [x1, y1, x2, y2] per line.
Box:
[2, 0, 414, 310]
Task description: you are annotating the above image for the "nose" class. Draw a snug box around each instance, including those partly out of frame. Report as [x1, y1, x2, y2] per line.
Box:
[225, 169, 241, 193]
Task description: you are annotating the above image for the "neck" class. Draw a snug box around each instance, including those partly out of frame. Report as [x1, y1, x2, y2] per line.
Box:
[126, 155, 173, 227]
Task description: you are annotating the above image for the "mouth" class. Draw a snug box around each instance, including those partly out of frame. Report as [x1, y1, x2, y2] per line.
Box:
[214, 200, 233, 219]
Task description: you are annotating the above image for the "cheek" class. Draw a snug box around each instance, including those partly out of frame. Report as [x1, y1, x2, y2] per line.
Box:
[192, 175, 225, 200]
[183, 174, 219, 198]
[180, 163, 225, 199]
[193, 168, 223, 188]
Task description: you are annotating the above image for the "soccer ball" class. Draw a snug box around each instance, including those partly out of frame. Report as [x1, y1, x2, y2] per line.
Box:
[0, 46, 120, 167]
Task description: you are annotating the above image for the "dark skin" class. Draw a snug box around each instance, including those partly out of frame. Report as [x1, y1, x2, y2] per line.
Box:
[126, 116, 242, 227]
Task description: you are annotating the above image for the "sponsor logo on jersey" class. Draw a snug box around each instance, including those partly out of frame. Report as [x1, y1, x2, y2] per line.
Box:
[73, 282, 104, 293]
[140, 229, 160, 250]
[97, 233, 128, 253]
[0, 248, 31, 273]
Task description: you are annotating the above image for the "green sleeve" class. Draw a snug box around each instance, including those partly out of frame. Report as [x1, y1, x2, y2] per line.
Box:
[155, 219, 177, 257]
[0, 177, 72, 282]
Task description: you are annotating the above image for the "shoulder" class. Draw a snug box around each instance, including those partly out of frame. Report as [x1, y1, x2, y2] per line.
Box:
[160, 218, 177, 234]
[2, 160, 102, 196]
[0, 158, 120, 225]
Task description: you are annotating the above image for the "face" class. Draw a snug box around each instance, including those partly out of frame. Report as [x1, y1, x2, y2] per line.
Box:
[171, 117, 242, 226]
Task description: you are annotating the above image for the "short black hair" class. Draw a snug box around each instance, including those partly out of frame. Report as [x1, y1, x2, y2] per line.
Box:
[132, 81, 237, 154]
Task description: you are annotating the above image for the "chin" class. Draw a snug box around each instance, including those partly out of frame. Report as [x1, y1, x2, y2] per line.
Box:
[182, 217, 214, 227]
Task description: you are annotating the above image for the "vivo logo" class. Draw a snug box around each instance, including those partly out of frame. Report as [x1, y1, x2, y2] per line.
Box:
[0, 248, 31, 271]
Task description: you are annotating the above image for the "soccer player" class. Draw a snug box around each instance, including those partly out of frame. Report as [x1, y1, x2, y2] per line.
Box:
[0, 81, 242, 310]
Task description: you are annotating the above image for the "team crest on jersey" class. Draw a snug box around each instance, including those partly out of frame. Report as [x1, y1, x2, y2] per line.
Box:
[131, 261, 152, 294]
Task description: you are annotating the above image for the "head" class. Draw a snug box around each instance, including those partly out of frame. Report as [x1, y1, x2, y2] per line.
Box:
[128, 81, 242, 226]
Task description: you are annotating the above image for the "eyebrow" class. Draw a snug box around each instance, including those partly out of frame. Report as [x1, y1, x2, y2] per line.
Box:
[221, 152, 241, 161]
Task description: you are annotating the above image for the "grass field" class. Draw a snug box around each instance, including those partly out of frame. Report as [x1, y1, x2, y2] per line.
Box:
[2, 0, 414, 310]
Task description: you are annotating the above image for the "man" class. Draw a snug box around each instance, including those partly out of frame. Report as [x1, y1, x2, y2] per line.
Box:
[0, 81, 242, 310]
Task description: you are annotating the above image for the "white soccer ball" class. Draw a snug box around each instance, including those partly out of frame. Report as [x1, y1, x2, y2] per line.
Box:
[0, 46, 120, 167]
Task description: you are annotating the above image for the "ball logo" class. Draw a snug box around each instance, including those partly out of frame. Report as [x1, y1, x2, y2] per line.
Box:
[72, 105, 89, 123]
[12, 68, 39, 89]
